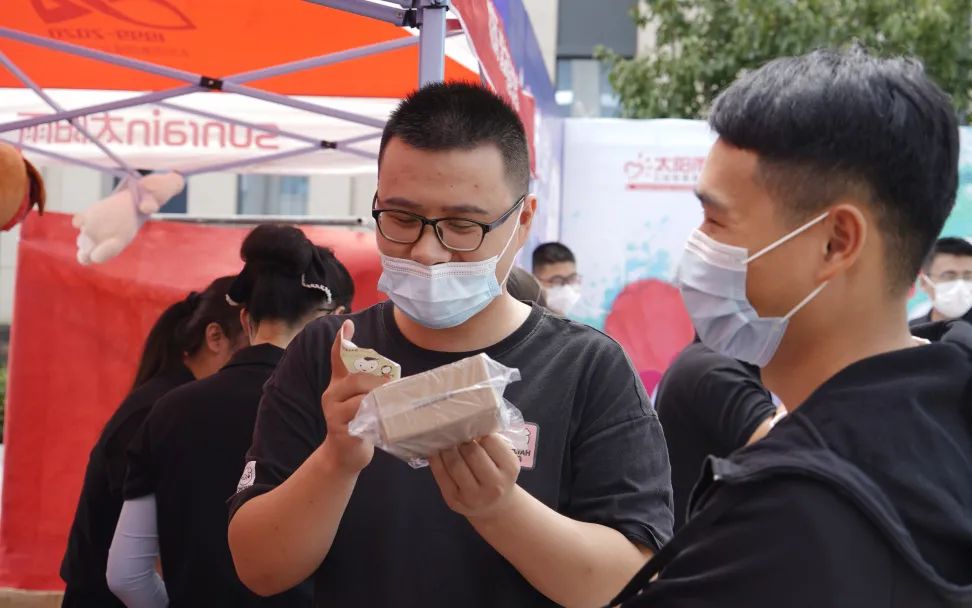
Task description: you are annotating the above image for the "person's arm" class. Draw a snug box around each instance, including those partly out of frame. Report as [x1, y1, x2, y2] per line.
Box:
[228, 320, 388, 597]
[745, 404, 787, 446]
[106, 496, 168, 608]
[429, 341, 673, 608]
[691, 360, 778, 452]
[620, 479, 901, 607]
[430, 437, 651, 608]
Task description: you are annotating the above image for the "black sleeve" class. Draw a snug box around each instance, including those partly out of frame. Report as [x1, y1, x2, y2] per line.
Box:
[122, 407, 161, 499]
[624, 478, 902, 607]
[565, 337, 674, 552]
[227, 323, 332, 520]
[104, 411, 150, 497]
[690, 362, 776, 451]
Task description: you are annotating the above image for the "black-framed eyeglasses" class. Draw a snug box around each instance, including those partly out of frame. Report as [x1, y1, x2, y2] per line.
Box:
[372, 194, 526, 253]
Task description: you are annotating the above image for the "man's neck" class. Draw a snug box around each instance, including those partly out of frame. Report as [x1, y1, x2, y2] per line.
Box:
[762, 306, 915, 412]
[393, 293, 532, 353]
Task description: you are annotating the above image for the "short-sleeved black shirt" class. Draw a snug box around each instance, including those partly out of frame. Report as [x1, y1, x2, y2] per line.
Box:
[60, 365, 194, 603]
[125, 344, 311, 607]
[655, 341, 776, 530]
[229, 301, 673, 608]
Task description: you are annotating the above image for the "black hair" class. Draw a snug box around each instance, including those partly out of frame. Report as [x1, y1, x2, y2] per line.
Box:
[232, 224, 354, 324]
[182, 276, 244, 357]
[924, 236, 972, 271]
[708, 47, 959, 291]
[132, 275, 240, 389]
[379, 82, 530, 193]
[532, 242, 575, 271]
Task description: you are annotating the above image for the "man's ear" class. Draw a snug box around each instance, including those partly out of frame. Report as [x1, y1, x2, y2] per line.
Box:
[520, 194, 537, 230]
[816, 202, 867, 283]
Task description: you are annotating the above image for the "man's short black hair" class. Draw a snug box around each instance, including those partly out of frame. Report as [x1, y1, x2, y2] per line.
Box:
[709, 47, 959, 292]
[533, 242, 575, 271]
[924, 236, 972, 271]
[378, 82, 530, 194]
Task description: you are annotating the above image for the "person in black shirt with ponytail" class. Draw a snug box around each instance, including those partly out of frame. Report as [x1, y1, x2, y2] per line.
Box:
[107, 225, 353, 608]
[61, 276, 245, 607]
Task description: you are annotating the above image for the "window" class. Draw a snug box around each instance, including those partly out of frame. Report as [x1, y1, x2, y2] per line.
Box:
[555, 58, 620, 117]
[237, 175, 309, 216]
[112, 169, 188, 214]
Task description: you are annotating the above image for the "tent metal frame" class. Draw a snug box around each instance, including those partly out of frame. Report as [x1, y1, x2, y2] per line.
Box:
[0, 0, 454, 182]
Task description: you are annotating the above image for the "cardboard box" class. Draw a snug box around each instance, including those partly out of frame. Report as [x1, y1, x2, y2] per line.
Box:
[370, 353, 504, 457]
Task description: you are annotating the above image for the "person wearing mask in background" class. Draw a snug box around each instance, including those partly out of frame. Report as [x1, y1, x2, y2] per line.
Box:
[532, 242, 581, 315]
[228, 83, 673, 608]
[106, 225, 354, 608]
[613, 48, 972, 607]
[60, 276, 243, 608]
[911, 236, 972, 326]
[654, 336, 781, 531]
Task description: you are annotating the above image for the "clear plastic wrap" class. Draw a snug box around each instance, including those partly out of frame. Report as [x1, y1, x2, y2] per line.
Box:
[348, 353, 527, 468]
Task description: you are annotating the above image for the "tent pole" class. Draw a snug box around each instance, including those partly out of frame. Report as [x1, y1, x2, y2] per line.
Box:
[0, 28, 422, 133]
[418, 0, 449, 85]
[302, 0, 409, 25]
[0, 51, 140, 179]
[154, 214, 371, 227]
[177, 144, 324, 177]
[157, 101, 328, 147]
[221, 35, 420, 83]
[218, 82, 387, 128]
[0, 138, 130, 179]
[0, 28, 200, 83]
[0, 86, 200, 135]
[157, 101, 382, 149]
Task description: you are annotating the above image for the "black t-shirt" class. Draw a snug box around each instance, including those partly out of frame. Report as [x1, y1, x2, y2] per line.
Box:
[125, 344, 311, 608]
[229, 301, 673, 608]
[909, 308, 972, 327]
[60, 365, 194, 602]
[654, 341, 776, 530]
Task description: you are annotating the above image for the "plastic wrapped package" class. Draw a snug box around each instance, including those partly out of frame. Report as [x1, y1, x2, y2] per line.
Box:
[348, 353, 527, 468]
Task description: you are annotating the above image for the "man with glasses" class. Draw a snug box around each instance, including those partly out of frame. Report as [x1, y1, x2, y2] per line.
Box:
[532, 241, 582, 315]
[912, 236, 972, 325]
[227, 82, 673, 608]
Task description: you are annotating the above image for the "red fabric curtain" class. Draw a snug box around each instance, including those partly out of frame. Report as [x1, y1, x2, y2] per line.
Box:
[0, 211, 382, 589]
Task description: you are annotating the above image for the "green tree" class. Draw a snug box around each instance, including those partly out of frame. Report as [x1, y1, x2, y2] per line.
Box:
[599, 0, 972, 120]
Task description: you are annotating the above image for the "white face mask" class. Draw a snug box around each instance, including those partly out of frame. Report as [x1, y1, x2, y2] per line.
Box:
[545, 284, 582, 315]
[927, 277, 972, 319]
[377, 209, 520, 329]
[676, 212, 829, 367]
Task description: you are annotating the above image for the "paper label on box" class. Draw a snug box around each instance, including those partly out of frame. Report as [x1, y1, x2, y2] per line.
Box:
[515, 422, 539, 470]
[339, 327, 400, 380]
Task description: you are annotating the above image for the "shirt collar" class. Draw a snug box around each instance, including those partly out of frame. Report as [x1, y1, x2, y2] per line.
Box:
[221, 343, 285, 370]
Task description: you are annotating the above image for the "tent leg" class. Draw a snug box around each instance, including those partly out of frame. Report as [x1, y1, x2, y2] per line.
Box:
[418, 0, 449, 86]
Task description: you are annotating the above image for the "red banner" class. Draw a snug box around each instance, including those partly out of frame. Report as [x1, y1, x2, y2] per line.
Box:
[451, 0, 537, 175]
[0, 212, 382, 589]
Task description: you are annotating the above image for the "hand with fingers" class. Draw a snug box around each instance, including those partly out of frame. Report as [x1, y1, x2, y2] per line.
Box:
[429, 434, 522, 521]
[320, 320, 391, 475]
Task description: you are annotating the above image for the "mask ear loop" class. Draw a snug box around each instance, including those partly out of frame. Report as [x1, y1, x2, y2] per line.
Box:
[783, 280, 829, 321]
[496, 199, 526, 287]
[744, 212, 830, 264]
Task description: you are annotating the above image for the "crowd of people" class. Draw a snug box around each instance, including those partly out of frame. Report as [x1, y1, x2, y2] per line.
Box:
[57, 47, 971, 608]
